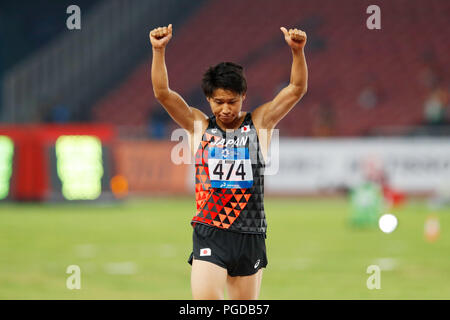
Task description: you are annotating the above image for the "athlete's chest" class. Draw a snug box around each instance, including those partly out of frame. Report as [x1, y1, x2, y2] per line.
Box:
[198, 125, 259, 189]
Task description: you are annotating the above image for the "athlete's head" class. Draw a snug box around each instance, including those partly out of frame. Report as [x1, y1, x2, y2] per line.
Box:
[202, 62, 247, 124]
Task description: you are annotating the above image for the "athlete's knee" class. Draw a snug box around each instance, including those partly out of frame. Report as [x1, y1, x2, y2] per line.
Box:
[191, 278, 225, 300]
[227, 285, 259, 300]
[192, 287, 225, 300]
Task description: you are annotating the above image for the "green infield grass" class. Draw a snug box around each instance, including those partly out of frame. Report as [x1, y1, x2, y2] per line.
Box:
[1, 196, 449, 299]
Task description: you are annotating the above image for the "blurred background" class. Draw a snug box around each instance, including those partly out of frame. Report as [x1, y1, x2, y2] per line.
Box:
[0, 0, 449, 299]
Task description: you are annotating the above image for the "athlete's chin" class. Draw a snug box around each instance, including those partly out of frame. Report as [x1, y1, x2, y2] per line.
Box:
[218, 115, 235, 123]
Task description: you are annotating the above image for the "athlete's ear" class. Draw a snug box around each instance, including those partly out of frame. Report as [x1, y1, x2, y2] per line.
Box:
[242, 93, 246, 101]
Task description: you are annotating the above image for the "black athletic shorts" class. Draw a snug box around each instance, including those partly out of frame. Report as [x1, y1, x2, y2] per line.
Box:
[187, 223, 268, 277]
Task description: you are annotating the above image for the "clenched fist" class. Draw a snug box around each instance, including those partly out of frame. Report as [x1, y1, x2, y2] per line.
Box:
[280, 27, 307, 51]
[149, 24, 173, 49]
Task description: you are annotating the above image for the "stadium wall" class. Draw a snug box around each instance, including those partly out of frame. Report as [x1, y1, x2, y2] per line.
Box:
[264, 138, 450, 195]
[2, 131, 449, 201]
[116, 137, 450, 197]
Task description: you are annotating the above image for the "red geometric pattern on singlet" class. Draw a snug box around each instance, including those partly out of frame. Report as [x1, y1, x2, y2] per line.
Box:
[193, 132, 244, 229]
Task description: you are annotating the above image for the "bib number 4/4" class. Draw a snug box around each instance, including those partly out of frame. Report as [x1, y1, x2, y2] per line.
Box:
[213, 161, 246, 181]
[209, 159, 253, 189]
[208, 146, 254, 189]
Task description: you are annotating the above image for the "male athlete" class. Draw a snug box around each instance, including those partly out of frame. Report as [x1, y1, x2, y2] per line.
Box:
[150, 23, 307, 300]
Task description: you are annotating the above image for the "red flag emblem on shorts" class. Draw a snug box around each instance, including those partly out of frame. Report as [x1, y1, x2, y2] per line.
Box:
[200, 248, 211, 256]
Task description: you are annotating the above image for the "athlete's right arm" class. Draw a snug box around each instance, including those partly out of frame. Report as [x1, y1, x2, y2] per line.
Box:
[150, 24, 207, 133]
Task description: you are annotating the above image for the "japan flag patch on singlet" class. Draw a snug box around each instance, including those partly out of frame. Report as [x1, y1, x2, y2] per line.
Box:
[200, 248, 211, 256]
[241, 125, 250, 133]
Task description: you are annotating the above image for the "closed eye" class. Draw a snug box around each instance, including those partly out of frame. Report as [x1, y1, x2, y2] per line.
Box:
[214, 99, 237, 104]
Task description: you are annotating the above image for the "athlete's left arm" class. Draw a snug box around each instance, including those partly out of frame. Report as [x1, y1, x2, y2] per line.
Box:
[253, 28, 308, 130]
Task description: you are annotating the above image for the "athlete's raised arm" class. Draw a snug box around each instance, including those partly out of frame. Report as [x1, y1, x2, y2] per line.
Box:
[253, 27, 308, 130]
[150, 24, 207, 133]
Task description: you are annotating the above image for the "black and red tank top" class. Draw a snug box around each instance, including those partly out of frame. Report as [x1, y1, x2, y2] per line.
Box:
[191, 112, 267, 235]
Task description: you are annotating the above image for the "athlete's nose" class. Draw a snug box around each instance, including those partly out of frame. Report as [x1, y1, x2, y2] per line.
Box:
[221, 110, 230, 117]
[222, 104, 232, 114]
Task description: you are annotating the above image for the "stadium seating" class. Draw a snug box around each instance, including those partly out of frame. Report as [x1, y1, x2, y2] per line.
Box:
[92, 0, 450, 137]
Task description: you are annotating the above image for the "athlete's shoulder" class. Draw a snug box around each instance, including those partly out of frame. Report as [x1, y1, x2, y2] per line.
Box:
[250, 102, 272, 131]
[189, 106, 209, 121]
[187, 106, 210, 132]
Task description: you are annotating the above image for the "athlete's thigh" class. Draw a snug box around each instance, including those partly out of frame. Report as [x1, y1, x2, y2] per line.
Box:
[191, 258, 228, 300]
[226, 269, 263, 300]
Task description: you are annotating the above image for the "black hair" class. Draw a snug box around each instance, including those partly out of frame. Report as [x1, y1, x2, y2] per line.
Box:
[201, 62, 247, 98]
